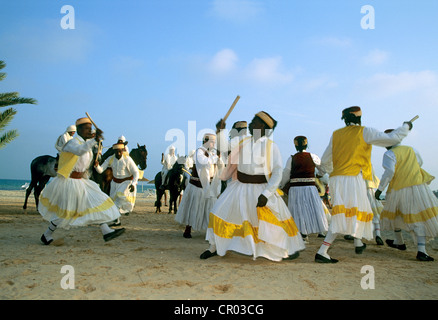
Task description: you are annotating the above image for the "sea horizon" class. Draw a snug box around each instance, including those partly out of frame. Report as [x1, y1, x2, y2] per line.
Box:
[0, 178, 156, 192]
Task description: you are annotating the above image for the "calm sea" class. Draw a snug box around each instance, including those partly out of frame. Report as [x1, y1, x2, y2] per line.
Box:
[0, 178, 155, 193]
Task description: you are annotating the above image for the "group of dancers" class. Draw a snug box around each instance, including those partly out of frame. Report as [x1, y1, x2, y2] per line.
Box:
[39, 107, 438, 263]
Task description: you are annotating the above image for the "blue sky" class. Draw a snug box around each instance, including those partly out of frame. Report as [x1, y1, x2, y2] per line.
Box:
[1, 0, 437, 191]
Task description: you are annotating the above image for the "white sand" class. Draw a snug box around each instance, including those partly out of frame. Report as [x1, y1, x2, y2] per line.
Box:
[1, 190, 437, 300]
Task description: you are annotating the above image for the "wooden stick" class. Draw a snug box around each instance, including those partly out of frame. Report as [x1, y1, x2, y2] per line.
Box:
[85, 112, 100, 130]
[223, 95, 240, 122]
[410, 115, 419, 122]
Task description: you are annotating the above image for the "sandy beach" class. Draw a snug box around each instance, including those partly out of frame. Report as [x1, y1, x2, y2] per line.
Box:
[1, 189, 437, 300]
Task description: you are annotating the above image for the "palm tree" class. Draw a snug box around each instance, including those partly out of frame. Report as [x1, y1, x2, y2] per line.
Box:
[0, 60, 37, 149]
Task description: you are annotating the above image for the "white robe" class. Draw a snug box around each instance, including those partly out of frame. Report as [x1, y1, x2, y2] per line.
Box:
[96, 154, 139, 214]
[39, 136, 120, 229]
[317, 123, 410, 240]
[175, 147, 223, 231]
[206, 136, 305, 261]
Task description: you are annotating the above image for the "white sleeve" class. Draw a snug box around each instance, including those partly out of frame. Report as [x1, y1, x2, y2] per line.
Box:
[95, 156, 111, 174]
[63, 138, 97, 156]
[262, 142, 283, 199]
[363, 123, 409, 147]
[280, 156, 292, 189]
[127, 157, 139, 185]
[310, 153, 321, 166]
[317, 136, 333, 175]
[377, 150, 396, 191]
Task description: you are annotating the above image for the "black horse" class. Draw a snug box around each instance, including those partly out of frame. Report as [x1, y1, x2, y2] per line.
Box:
[155, 156, 186, 214]
[23, 155, 58, 211]
[91, 143, 148, 195]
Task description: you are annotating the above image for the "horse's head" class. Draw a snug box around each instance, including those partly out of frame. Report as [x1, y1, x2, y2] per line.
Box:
[172, 156, 187, 173]
[130, 143, 148, 170]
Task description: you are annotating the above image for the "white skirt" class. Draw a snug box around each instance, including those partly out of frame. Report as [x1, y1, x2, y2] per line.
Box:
[380, 183, 438, 238]
[110, 180, 136, 214]
[38, 176, 121, 229]
[328, 173, 374, 240]
[206, 181, 305, 262]
[288, 185, 328, 235]
[175, 183, 215, 231]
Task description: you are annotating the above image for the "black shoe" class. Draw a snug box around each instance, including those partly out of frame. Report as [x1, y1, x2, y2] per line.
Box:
[284, 251, 300, 260]
[108, 220, 121, 227]
[344, 235, 354, 241]
[416, 251, 434, 261]
[41, 234, 53, 245]
[103, 228, 125, 242]
[200, 250, 217, 259]
[315, 253, 338, 263]
[375, 236, 384, 245]
[386, 239, 407, 250]
[355, 243, 367, 254]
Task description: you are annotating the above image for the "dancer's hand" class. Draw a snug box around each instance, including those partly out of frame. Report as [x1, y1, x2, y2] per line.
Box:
[256, 194, 268, 207]
[375, 190, 382, 200]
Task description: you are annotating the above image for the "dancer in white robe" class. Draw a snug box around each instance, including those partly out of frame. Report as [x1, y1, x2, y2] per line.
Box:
[315, 106, 412, 263]
[280, 136, 328, 240]
[375, 135, 438, 261]
[175, 133, 223, 238]
[39, 117, 124, 244]
[95, 143, 139, 215]
[55, 125, 76, 153]
[201, 111, 305, 262]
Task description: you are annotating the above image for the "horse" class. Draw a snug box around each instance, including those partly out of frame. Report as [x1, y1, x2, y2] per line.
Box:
[154, 156, 187, 214]
[23, 155, 58, 211]
[91, 143, 148, 195]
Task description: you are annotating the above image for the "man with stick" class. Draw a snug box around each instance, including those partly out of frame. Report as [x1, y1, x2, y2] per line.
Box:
[314, 106, 413, 263]
[201, 111, 305, 261]
[39, 116, 125, 244]
[175, 133, 223, 238]
[375, 126, 438, 261]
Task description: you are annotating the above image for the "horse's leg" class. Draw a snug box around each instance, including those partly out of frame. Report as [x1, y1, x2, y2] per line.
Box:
[23, 180, 36, 210]
[34, 176, 50, 211]
[164, 190, 168, 206]
[155, 189, 163, 213]
[168, 190, 174, 214]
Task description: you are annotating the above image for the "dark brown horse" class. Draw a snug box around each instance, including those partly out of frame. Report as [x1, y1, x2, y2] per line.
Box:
[91, 143, 148, 195]
[154, 156, 186, 214]
[23, 155, 58, 211]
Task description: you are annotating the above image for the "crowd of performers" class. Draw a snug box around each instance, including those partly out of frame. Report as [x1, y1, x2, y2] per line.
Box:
[39, 107, 438, 263]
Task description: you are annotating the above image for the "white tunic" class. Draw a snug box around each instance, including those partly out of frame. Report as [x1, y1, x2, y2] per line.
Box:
[39, 136, 120, 229]
[175, 147, 223, 231]
[206, 136, 305, 261]
[55, 132, 74, 153]
[316, 123, 410, 240]
[96, 154, 139, 214]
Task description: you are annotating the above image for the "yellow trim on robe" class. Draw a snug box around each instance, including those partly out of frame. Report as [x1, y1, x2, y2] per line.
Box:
[208, 207, 299, 241]
[381, 206, 438, 225]
[39, 196, 116, 220]
[209, 212, 262, 242]
[114, 192, 136, 204]
[257, 206, 299, 237]
[331, 205, 373, 222]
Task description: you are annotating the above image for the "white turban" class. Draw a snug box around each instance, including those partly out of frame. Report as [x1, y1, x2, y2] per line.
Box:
[66, 125, 76, 133]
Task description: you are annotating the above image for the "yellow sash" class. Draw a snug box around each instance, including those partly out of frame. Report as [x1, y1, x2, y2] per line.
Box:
[331, 126, 372, 181]
[388, 146, 435, 192]
[57, 152, 79, 178]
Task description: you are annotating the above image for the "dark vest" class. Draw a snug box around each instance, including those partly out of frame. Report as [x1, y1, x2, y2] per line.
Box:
[290, 152, 316, 187]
